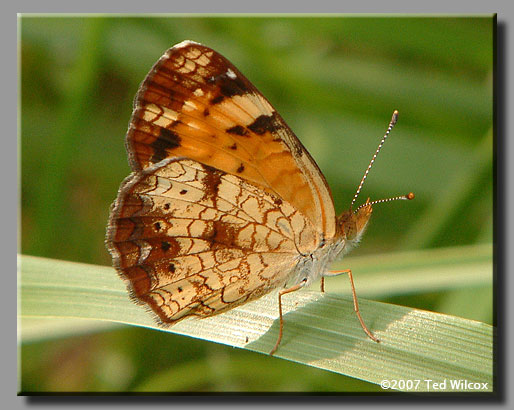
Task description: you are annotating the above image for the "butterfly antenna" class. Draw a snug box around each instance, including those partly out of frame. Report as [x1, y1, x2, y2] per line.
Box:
[355, 192, 415, 212]
[350, 110, 399, 210]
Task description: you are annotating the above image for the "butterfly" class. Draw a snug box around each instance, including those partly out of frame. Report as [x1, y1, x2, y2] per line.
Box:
[106, 40, 413, 355]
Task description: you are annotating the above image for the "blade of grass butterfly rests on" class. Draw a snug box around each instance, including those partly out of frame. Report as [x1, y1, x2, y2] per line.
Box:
[19, 254, 493, 391]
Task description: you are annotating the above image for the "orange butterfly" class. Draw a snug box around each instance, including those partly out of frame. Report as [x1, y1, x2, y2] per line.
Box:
[106, 40, 413, 355]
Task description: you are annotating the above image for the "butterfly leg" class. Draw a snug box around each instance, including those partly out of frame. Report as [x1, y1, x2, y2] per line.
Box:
[327, 269, 380, 343]
[270, 279, 307, 356]
[320, 277, 325, 293]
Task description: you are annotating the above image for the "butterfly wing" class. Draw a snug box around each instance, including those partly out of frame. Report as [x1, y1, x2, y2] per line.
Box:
[126, 40, 337, 239]
[107, 158, 318, 323]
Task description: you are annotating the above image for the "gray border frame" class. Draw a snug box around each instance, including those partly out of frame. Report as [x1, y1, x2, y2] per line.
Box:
[11, 1, 511, 407]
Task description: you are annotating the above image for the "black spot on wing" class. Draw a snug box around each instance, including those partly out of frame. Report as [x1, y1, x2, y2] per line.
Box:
[220, 79, 248, 97]
[247, 113, 282, 135]
[226, 125, 248, 136]
[211, 95, 224, 104]
[249, 112, 305, 158]
[207, 70, 250, 104]
[150, 128, 181, 163]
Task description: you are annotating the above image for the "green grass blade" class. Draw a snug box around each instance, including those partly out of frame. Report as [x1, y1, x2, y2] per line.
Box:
[321, 243, 492, 298]
[18, 253, 493, 392]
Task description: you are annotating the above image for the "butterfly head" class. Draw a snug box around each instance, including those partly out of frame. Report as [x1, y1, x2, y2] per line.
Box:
[338, 198, 373, 243]
[337, 191, 414, 245]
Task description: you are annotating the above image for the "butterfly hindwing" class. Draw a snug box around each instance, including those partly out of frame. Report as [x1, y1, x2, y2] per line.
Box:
[107, 157, 318, 323]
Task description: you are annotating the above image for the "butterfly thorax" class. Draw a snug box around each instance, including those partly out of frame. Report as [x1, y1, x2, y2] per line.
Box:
[288, 202, 373, 287]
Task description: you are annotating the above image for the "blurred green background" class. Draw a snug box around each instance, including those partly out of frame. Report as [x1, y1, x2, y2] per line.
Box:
[19, 15, 493, 392]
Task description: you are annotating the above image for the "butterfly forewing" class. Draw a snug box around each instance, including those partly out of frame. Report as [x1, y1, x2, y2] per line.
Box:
[126, 40, 336, 238]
